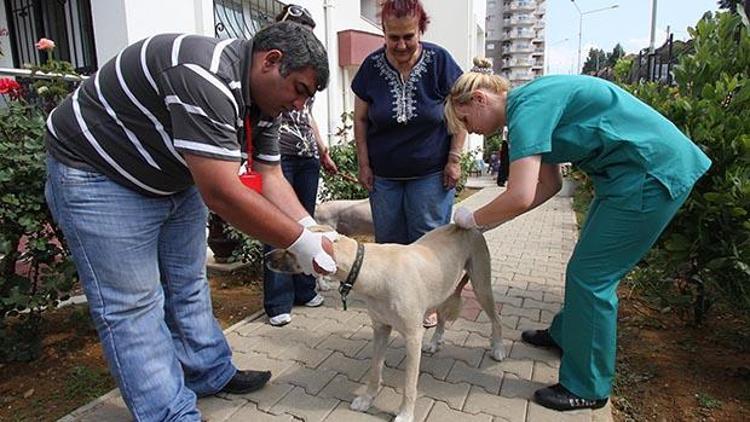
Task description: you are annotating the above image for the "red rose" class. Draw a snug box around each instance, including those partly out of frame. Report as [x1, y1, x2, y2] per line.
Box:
[0, 78, 22, 99]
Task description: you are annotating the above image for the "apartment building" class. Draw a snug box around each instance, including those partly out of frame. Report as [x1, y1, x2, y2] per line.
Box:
[485, 0, 546, 86]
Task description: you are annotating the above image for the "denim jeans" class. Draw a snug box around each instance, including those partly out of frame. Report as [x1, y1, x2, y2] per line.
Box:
[370, 171, 454, 244]
[263, 157, 320, 317]
[45, 156, 235, 422]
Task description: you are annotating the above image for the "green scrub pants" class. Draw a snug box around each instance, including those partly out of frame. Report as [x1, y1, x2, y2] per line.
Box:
[549, 176, 691, 400]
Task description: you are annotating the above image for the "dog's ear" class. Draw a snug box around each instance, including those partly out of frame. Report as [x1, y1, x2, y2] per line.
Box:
[265, 249, 302, 274]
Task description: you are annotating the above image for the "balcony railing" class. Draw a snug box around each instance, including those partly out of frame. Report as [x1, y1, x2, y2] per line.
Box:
[214, 0, 285, 39]
[509, 2, 536, 12]
[4, 0, 98, 74]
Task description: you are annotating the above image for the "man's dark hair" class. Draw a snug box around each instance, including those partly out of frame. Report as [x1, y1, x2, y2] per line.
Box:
[253, 21, 329, 91]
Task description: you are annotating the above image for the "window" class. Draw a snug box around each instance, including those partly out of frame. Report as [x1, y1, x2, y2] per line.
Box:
[4, 0, 97, 73]
[360, 0, 378, 25]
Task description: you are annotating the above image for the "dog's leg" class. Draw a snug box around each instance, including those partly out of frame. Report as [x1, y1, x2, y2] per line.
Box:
[471, 268, 506, 361]
[316, 275, 333, 291]
[396, 329, 424, 422]
[468, 241, 507, 362]
[351, 322, 391, 412]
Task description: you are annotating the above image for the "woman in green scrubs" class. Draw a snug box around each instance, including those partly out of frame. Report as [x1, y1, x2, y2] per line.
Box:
[445, 59, 711, 411]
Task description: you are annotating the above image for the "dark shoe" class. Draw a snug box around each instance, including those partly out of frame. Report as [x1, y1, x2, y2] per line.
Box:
[534, 383, 608, 411]
[521, 329, 561, 351]
[220, 369, 272, 395]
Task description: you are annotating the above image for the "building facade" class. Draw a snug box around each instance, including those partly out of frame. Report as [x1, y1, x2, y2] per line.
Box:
[485, 0, 546, 87]
[1, 0, 486, 151]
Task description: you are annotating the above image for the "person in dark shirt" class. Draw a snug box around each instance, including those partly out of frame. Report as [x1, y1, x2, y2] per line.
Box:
[351, 0, 467, 328]
[44, 23, 334, 421]
[263, 4, 338, 327]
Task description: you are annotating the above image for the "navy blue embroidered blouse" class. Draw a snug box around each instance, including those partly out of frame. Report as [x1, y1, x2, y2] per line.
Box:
[351, 42, 463, 178]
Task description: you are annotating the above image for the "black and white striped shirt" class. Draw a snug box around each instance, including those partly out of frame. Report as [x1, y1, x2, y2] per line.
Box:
[46, 33, 280, 196]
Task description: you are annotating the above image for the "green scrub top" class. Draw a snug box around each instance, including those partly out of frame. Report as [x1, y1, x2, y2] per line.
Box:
[506, 75, 711, 210]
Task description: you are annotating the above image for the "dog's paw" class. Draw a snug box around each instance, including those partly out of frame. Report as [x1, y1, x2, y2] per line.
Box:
[316, 276, 334, 291]
[490, 344, 507, 361]
[394, 412, 415, 422]
[350, 395, 374, 412]
[422, 340, 442, 354]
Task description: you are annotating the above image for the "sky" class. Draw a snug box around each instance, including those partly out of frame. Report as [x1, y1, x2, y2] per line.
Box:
[545, 0, 720, 74]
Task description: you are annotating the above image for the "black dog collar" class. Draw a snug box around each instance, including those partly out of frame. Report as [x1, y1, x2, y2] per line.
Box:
[338, 242, 365, 311]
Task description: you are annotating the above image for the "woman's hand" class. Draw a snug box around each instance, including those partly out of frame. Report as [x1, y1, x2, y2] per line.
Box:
[443, 161, 461, 188]
[319, 147, 338, 174]
[453, 206, 478, 229]
[358, 165, 374, 191]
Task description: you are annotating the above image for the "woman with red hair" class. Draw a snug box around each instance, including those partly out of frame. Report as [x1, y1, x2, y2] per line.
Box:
[351, 0, 467, 328]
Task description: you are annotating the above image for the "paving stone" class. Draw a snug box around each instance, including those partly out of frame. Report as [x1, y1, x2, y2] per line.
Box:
[275, 363, 338, 395]
[397, 354, 456, 381]
[436, 326, 471, 346]
[253, 324, 325, 349]
[509, 341, 559, 363]
[270, 386, 339, 422]
[542, 292, 564, 304]
[479, 355, 533, 381]
[450, 319, 492, 337]
[225, 402, 295, 422]
[361, 365, 406, 390]
[527, 401, 592, 422]
[317, 334, 369, 358]
[499, 304, 540, 322]
[417, 373, 471, 410]
[278, 343, 333, 368]
[318, 374, 367, 402]
[324, 401, 389, 422]
[432, 343, 485, 368]
[516, 317, 548, 332]
[463, 386, 527, 421]
[240, 382, 295, 412]
[506, 287, 544, 302]
[490, 293, 523, 307]
[319, 351, 370, 381]
[234, 320, 266, 336]
[521, 298, 561, 313]
[198, 395, 247, 422]
[445, 361, 502, 395]
[231, 350, 296, 380]
[540, 310, 556, 324]
[428, 400, 494, 422]
[368, 385, 434, 421]
[355, 342, 407, 369]
[499, 372, 544, 401]
[532, 361, 559, 385]
[72, 395, 130, 422]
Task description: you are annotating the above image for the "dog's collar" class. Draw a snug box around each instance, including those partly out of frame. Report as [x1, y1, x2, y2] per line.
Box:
[338, 242, 365, 311]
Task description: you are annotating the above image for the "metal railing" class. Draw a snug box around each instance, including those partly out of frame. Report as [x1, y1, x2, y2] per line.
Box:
[213, 0, 285, 39]
[4, 0, 97, 74]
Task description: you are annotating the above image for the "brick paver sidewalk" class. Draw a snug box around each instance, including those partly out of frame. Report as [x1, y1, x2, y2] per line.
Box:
[61, 187, 612, 422]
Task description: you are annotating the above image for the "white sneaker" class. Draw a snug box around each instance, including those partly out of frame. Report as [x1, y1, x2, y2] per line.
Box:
[269, 313, 291, 326]
[304, 294, 325, 307]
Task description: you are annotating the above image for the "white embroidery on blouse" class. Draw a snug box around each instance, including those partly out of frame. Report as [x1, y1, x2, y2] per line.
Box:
[372, 49, 435, 124]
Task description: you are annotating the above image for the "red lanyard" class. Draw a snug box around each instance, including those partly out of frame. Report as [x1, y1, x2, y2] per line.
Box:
[239, 115, 262, 192]
[244, 115, 253, 172]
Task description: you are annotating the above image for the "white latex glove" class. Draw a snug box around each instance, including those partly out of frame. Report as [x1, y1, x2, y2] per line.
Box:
[453, 206, 478, 230]
[297, 216, 317, 228]
[287, 228, 337, 276]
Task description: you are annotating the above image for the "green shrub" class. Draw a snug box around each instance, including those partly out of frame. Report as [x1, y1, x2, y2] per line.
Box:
[622, 10, 750, 317]
[0, 41, 80, 362]
[320, 112, 369, 201]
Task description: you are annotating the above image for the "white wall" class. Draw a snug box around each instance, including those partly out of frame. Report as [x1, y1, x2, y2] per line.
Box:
[0, 2, 16, 68]
[91, 0, 213, 66]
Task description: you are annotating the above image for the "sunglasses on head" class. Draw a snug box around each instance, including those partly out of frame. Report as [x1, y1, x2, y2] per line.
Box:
[280, 4, 312, 23]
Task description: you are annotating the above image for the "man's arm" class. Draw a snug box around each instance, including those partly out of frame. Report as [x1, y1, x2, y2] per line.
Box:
[185, 154, 302, 248]
[253, 161, 310, 222]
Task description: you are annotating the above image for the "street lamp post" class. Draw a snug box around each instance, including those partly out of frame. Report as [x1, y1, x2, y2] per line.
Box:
[570, 1, 619, 74]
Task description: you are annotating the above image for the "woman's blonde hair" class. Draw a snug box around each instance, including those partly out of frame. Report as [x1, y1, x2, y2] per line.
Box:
[444, 57, 510, 134]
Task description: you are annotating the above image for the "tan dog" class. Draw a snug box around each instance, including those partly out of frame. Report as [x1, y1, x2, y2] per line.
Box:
[314, 199, 374, 237]
[267, 224, 506, 422]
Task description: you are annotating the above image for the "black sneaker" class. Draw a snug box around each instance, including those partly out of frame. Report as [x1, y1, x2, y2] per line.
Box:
[534, 383, 608, 411]
[521, 329, 561, 352]
[220, 369, 272, 395]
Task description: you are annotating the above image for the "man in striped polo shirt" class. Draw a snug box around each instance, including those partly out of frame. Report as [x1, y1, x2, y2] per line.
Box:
[44, 22, 333, 421]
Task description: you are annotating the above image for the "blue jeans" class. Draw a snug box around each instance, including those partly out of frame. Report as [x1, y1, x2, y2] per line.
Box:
[370, 171, 454, 244]
[263, 157, 320, 317]
[45, 156, 235, 422]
